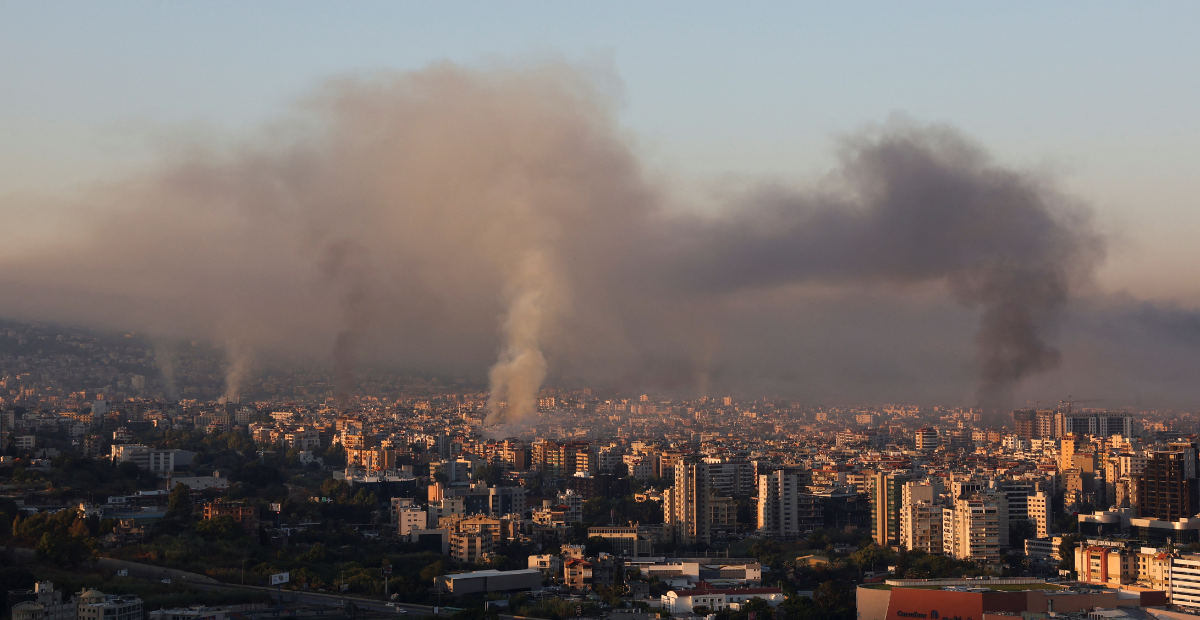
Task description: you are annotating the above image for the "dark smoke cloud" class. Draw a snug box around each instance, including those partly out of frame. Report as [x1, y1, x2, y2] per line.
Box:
[320, 239, 376, 404]
[0, 60, 1194, 414]
[657, 126, 1104, 408]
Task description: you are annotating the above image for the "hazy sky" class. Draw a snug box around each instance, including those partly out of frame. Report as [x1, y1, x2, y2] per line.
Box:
[3, 3, 1198, 302]
[2, 3, 1199, 410]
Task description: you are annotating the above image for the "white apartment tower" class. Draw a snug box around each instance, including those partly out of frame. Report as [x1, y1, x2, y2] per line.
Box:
[757, 469, 805, 538]
[1028, 491, 1050, 539]
[900, 500, 944, 553]
[942, 494, 1007, 564]
[900, 481, 943, 553]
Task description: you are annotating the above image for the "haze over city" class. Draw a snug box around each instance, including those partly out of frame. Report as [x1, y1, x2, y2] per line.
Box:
[8, 7, 1200, 620]
[3, 3, 1200, 414]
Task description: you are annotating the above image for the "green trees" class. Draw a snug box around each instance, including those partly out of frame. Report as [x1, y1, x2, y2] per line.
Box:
[472, 465, 502, 486]
[1058, 534, 1083, 574]
[229, 462, 286, 488]
[16, 508, 100, 567]
[849, 544, 896, 573]
[580, 496, 662, 526]
[322, 444, 347, 469]
[116, 461, 141, 479]
[167, 482, 193, 518]
[195, 516, 246, 541]
[36, 530, 97, 566]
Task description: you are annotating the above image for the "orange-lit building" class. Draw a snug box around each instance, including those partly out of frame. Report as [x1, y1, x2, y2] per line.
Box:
[203, 500, 260, 531]
[857, 579, 1166, 620]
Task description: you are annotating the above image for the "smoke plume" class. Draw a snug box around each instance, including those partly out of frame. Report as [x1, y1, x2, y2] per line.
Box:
[5, 59, 1193, 413]
[486, 250, 559, 426]
[222, 340, 254, 403]
[153, 342, 179, 401]
[320, 240, 376, 406]
[662, 126, 1102, 408]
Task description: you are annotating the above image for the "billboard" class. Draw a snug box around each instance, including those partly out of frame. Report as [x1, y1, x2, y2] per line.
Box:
[270, 572, 290, 586]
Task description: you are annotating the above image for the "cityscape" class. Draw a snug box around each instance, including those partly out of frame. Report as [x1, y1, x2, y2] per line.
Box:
[3, 5, 1200, 620]
[3, 317, 1200, 620]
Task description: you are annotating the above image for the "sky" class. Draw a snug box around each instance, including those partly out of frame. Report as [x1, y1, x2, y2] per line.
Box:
[1, 3, 1198, 410]
[3, 2, 1199, 303]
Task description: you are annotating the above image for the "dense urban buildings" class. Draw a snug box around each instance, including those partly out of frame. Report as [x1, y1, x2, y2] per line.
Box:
[5, 320, 1200, 619]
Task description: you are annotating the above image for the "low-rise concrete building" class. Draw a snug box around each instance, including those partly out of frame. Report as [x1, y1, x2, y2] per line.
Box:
[661, 586, 784, 614]
[77, 590, 143, 620]
[436, 569, 542, 595]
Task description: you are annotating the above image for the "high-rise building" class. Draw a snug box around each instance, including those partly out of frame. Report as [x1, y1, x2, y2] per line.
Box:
[1028, 491, 1050, 539]
[560, 441, 598, 476]
[1171, 554, 1200, 610]
[1035, 409, 1057, 438]
[664, 459, 737, 544]
[942, 493, 1008, 564]
[1012, 410, 1036, 440]
[870, 471, 914, 547]
[1059, 435, 1080, 472]
[900, 500, 943, 554]
[757, 468, 806, 538]
[701, 457, 756, 498]
[1055, 411, 1135, 438]
[1137, 445, 1199, 521]
[915, 428, 939, 452]
[998, 479, 1041, 522]
[498, 439, 530, 471]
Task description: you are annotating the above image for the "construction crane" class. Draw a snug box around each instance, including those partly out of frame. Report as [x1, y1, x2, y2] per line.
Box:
[1060, 396, 1104, 414]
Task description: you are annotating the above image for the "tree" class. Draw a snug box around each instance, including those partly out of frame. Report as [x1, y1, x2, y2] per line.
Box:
[320, 478, 352, 501]
[35, 530, 96, 567]
[420, 560, 446, 583]
[229, 462, 286, 488]
[196, 516, 246, 541]
[473, 465, 502, 486]
[1009, 519, 1035, 549]
[117, 460, 141, 479]
[1058, 534, 1083, 574]
[781, 594, 824, 620]
[850, 544, 896, 572]
[323, 444, 347, 469]
[167, 482, 192, 518]
[586, 536, 614, 555]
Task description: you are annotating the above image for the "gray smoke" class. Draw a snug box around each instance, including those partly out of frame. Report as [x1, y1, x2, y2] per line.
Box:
[153, 342, 179, 400]
[319, 239, 376, 406]
[659, 125, 1103, 408]
[222, 341, 253, 403]
[0, 60, 1181, 415]
[486, 250, 561, 426]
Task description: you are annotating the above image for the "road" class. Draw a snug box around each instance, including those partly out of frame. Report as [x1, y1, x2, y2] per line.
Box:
[194, 581, 537, 620]
[7, 548, 533, 620]
[191, 580, 435, 615]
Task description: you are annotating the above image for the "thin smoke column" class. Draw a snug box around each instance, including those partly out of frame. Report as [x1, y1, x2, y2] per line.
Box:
[154, 343, 179, 401]
[320, 240, 375, 407]
[487, 251, 555, 426]
[332, 329, 360, 405]
[222, 341, 253, 403]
